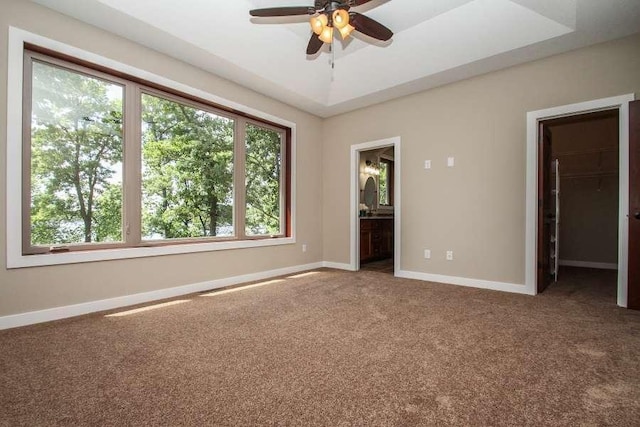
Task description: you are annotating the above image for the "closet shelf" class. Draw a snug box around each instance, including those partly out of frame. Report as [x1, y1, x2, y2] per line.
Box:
[560, 171, 618, 179]
[554, 147, 617, 157]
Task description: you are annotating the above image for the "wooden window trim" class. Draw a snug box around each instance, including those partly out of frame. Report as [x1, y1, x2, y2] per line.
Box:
[23, 51, 133, 255]
[24, 43, 288, 131]
[244, 119, 287, 238]
[22, 46, 292, 256]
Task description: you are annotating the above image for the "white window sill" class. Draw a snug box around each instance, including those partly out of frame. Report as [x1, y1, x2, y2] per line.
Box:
[7, 237, 295, 269]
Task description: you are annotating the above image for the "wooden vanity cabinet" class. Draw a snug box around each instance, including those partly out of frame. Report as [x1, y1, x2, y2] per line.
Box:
[360, 218, 393, 264]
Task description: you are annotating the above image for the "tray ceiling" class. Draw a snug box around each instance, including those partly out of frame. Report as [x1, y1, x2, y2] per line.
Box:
[31, 0, 640, 117]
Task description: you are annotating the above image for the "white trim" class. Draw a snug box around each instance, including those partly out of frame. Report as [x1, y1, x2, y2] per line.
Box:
[6, 27, 297, 269]
[349, 137, 402, 273]
[11, 238, 296, 268]
[559, 260, 618, 270]
[525, 94, 635, 307]
[0, 262, 323, 330]
[396, 270, 533, 295]
[322, 261, 355, 271]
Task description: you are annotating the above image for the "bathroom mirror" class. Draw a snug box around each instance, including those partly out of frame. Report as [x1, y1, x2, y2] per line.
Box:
[363, 176, 376, 208]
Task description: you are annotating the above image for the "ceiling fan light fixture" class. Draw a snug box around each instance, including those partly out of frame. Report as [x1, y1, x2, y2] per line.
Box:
[338, 23, 355, 39]
[250, 2, 394, 55]
[332, 9, 349, 29]
[310, 13, 328, 35]
[318, 25, 333, 44]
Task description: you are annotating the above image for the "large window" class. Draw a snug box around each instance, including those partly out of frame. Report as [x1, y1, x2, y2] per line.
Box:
[22, 50, 290, 255]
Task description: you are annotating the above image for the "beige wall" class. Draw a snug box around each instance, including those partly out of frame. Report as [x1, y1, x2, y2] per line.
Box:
[550, 117, 619, 264]
[322, 34, 640, 285]
[0, 0, 324, 316]
[2, 0, 640, 319]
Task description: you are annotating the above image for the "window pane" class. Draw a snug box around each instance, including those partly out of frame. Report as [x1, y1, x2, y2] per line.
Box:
[379, 162, 389, 205]
[141, 94, 234, 239]
[245, 124, 283, 236]
[30, 61, 124, 246]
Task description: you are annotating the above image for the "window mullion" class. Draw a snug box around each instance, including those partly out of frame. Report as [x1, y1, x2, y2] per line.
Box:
[279, 131, 286, 236]
[235, 119, 247, 239]
[123, 83, 142, 246]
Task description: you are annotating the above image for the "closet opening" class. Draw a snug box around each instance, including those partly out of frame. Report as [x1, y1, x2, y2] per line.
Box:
[538, 110, 620, 303]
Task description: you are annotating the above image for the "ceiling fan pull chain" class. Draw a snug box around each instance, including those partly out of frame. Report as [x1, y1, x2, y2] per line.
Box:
[331, 43, 335, 70]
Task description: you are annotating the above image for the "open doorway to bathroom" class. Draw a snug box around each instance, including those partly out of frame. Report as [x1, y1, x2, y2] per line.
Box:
[350, 137, 401, 275]
[359, 146, 395, 274]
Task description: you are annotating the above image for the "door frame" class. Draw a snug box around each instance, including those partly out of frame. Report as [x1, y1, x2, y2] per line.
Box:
[350, 136, 401, 272]
[525, 94, 635, 306]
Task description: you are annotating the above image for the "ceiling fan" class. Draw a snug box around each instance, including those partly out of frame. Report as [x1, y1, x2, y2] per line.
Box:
[249, 0, 393, 55]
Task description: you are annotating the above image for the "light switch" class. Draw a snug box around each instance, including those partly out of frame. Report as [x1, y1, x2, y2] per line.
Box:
[447, 157, 455, 167]
[424, 160, 431, 169]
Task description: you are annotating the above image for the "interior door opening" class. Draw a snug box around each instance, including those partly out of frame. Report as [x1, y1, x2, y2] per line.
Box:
[349, 136, 402, 275]
[537, 110, 621, 303]
[358, 146, 395, 274]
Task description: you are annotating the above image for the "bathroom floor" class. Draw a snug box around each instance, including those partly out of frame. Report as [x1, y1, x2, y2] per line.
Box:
[360, 258, 394, 274]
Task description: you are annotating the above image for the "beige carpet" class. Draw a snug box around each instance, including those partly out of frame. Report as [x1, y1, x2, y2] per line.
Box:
[1, 267, 639, 426]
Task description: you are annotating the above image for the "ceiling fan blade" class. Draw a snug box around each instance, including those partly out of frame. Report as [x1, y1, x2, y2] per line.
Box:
[307, 34, 323, 55]
[350, 12, 393, 41]
[348, 0, 374, 6]
[250, 6, 316, 17]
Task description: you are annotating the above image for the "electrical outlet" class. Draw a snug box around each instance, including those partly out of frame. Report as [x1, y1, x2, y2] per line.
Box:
[424, 160, 431, 169]
[424, 249, 431, 259]
[302, 244, 307, 253]
[446, 251, 454, 261]
[447, 157, 455, 167]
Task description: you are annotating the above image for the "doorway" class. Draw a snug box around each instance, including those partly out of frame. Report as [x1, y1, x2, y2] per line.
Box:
[537, 110, 620, 301]
[359, 146, 395, 274]
[350, 137, 401, 274]
[525, 94, 635, 307]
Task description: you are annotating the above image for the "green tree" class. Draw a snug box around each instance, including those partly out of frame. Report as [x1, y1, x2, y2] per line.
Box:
[141, 94, 234, 239]
[29, 61, 283, 247]
[30, 61, 123, 245]
[245, 124, 282, 235]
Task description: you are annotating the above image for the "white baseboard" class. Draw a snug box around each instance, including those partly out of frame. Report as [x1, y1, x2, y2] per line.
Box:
[0, 262, 324, 331]
[322, 261, 355, 271]
[0, 262, 539, 330]
[396, 269, 533, 295]
[559, 260, 618, 270]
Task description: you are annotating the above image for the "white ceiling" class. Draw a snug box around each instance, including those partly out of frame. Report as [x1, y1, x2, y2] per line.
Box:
[31, 0, 640, 117]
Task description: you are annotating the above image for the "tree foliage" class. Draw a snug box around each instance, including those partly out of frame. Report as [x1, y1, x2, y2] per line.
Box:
[29, 62, 283, 247]
[141, 94, 234, 239]
[30, 61, 123, 245]
[245, 124, 282, 235]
